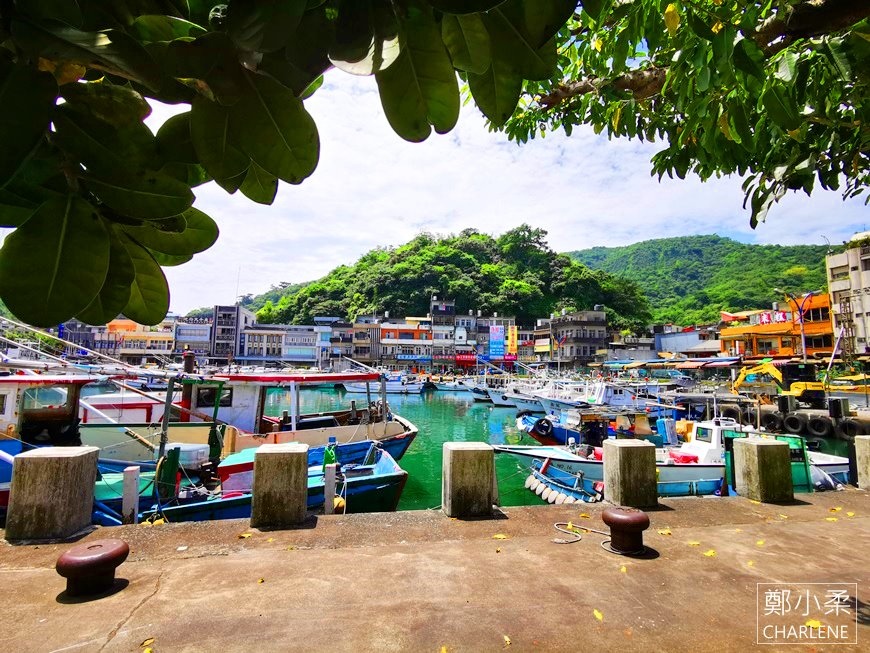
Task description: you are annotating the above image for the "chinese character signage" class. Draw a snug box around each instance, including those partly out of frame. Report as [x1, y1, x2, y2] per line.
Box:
[507, 326, 518, 355]
[759, 311, 789, 325]
[489, 325, 505, 357]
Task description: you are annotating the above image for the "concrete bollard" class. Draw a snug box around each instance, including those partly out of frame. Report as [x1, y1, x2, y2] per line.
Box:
[121, 466, 141, 525]
[733, 439, 793, 503]
[442, 442, 494, 518]
[250, 443, 309, 529]
[5, 446, 99, 541]
[603, 439, 658, 508]
[856, 436, 870, 490]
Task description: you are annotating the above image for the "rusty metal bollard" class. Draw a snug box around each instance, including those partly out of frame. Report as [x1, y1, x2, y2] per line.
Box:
[601, 506, 650, 555]
[56, 539, 129, 597]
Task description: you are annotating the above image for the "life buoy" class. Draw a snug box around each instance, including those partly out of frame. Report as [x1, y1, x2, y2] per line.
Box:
[533, 418, 553, 437]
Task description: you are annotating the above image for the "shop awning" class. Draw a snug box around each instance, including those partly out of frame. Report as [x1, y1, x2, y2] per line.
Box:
[623, 360, 648, 369]
[675, 361, 706, 369]
[704, 360, 735, 368]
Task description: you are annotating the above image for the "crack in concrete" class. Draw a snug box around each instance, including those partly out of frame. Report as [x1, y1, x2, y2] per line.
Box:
[98, 569, 164, 652]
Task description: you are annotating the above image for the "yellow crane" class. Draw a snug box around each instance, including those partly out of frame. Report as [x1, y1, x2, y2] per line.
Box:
[731, 359, 826, 408]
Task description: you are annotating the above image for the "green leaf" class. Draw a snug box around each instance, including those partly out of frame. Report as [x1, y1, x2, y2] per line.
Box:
[482, 3, 558, 80]
[11, 19, 162, 91]
[190, 96, 250, 192]
[0, 62, 58, 187]
[259, 7, 333, 96]
[120, 207, 219, 255]
[130, 15, 207, 42]
[227, 0, 307, 52]
[20, 0, 84, 27]
[0, 196, 110, 326]
[428, 1, 506, 13]
[728, 100, 755, 152]
[761, 84, 802, 131]
[0, 202, 36, 227]
[239, 163, 279, 204]
[825, 38, 852, 80]
[118, 234, 170, 325]
[375, 2, 460, 141]
[147, 250, 193, 266]
[686, 11, 714, 41]
[83, 171, 194, 220]
[160, 162, 212, 187]
[582, 0, 608, 22]
[157, 112, 198, 165]
[76, 230, 134, 325]
[230, 70, 319, 184]
[442, 13, 491, 74]
[468, 60, 523, 127]
[328, 0, 401, 75]
[775, 50, 797, 83]
[696, 65, 711, 92]
[166, 32, 247, 105]
[59, 79, 151, 127]
[732, 38, 765, 81]
[519, 0, 578, 47]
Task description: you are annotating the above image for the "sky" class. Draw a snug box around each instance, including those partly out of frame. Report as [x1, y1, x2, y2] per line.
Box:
[4, 73, 869, 315]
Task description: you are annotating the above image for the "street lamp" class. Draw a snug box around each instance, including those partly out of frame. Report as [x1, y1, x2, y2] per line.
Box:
[774, 288, 815, 363]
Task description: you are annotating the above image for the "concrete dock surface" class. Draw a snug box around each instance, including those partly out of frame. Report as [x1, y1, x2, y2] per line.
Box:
[1, 490, 868, 652]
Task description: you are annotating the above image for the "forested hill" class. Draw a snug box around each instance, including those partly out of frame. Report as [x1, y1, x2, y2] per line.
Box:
[568, 235, 830, 325]
[241, 226, 652, 331]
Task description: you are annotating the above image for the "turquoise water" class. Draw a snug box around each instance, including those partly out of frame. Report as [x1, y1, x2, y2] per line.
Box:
[267, 387, 545, 511]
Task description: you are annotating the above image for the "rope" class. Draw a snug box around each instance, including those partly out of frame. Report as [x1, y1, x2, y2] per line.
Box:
[552, 521, 608, 544]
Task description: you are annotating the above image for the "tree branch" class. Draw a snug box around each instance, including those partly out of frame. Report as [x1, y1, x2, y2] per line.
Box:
[754, 0, 870, 52]
[538, 67, 666, 110]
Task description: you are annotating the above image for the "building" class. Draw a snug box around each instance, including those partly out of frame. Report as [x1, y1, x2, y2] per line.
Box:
[547, 309, 609, 368]
[352, 316, 383, 366]
[475, 313, 516, 369]
[718, 295, 834, 359]
[380, 321, 432, 372]
[826, 232, 870, 358]
[173, 318, 211, 360]
[102, 318, 175, 365]
[430, 296, 456, 373]
[237, 323, 326, 367]
[655, 325, 721, 360]
[58, 320, 108, 358]
[210, 304, 255, 362]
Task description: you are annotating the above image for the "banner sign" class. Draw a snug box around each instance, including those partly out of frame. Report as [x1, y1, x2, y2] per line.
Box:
[759, 311, 788, 324]
[489, 325, 505, 357]
[504, 353, 517, 361]
[456, 354, 476, 362]
[507, 325, 518, 355]
[397, 354, 431, 361]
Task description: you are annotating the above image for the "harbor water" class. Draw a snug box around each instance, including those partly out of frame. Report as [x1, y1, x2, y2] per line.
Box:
[265, 387, 544, 511]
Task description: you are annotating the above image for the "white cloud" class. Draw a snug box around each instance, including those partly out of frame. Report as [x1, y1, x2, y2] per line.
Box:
[5, 73, 868, 316]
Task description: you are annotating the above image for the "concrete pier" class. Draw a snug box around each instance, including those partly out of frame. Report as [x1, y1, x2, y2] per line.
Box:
[5, 446, 99, 542]
[603, 439, 657, 508]
[856, 435, 870, 489]
[442, 442, 494, 518]
[733, 439, 793, 503]
[250, 443, 308, 529]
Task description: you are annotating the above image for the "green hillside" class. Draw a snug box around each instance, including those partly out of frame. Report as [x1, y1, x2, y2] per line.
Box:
[569, 235, 830, 325]
[232, 226, 652, 332]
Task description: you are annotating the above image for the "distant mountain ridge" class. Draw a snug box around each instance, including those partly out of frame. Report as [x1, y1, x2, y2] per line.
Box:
[567, 235, 830, 325]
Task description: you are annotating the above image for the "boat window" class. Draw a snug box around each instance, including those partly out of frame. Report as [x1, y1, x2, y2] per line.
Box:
[21, 385, 72, 412]
[694, 426, 712, 443]
[0, 393, 6, 416]
[196, 386, 233, 407]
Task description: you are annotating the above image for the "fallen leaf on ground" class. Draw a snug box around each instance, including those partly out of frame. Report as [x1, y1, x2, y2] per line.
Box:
[492, 534, 508, 540]
[805, 619, 822, 628]
[287, 546, 295, 551]
[143, 649, 152, 653]
[267, 537, 274, 543]
[749, 500, 761, 505]
[441, 647, 448, 653]
[503, 635, 511, 647]
[258, 578, 265, 584]
[825, 517, 838, 522]
[579, 513, 590, 519]
[747, 560, 755, 567]
[846, 512, 855, 517]
[756, 540, 765, 547]
[238, 533, 252, 539]
[657, 528, 672, 536]
[620, 565, 627, 573]
[778, 514, 788, 519]
[496, 547, 501, 553]
[830, 507, 842, 512]
[703, 549, 716, 557]
[734, 528, 743, 532]
[141, 638, 154, 647]
[593, 608, 604, 622]
[687, 540, 701, 546]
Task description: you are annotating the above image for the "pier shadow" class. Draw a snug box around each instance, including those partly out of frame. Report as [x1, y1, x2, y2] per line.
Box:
[255, 514, 320, 532]
[451, 508, 510, 522]
[56, 578, 129, 604]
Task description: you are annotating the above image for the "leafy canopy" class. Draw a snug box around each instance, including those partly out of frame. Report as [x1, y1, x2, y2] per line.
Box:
[245, 226, 653, 332]
[1, 1, 866, 328]
[502, 0, 870, 226]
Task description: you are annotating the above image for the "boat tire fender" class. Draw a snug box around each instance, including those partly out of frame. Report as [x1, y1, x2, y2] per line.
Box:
[720, 405, 741, 421]
[760, 412, 783, 432]
[782, 412, 808, 435]
[806, 415, 833, 438]
[533, 418, 553, 437]
[835, 418, 862, 441]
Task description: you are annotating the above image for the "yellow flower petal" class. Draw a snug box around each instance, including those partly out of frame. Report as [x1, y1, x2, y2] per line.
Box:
[749, 499, 761, 505]
[258, 578, 265, 584]
[593, 608, 604, 622]
[756, 540, 765, 546]
[593, 38, 603, 52]
[503, 635, 511, 647]
[825, 517, 838, 522]
[492, 534, 508, 540]
[238, 532, 252, 539]
[620, 565, 627, 573]
[846, 511, 855, 517]
[778, 514, 788, 519]
[711, 20, 724, 34]
[664, 4, 680, 37]
[579, 513, 590, 519]
[805, 619, 822, 628]
[830, 506, 842, 512]
[141, 638, 155, 648]
[687, 540, 701, 546]
[267, 537, 274, 543]
[441, 647, 448, 653]
[657, 528, 672, 536]
[703, 549, 716, 557]
[747, 560, 755, 567]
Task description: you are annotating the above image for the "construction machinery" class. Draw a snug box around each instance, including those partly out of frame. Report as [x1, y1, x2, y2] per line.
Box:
[730, 359, 826, 409]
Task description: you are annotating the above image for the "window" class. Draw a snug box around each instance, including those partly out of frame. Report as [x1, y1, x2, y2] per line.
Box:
[196, 386, 233, 407]
[694, 427, 712, 443]
[863, 259, 870, 272]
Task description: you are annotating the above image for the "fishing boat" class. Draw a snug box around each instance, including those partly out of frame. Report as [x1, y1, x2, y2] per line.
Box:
[342, 370, 424, 394]
[496, 417, 850, 502]
[517, 409, 659, 446]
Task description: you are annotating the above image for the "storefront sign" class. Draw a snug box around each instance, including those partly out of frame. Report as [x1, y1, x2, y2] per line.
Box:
[489, 325, 505, 357]
[397, 354, 431, 361]
[455, 354, 477, 362]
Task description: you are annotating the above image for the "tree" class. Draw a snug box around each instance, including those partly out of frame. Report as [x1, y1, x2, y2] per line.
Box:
[502, 0, 869, 226]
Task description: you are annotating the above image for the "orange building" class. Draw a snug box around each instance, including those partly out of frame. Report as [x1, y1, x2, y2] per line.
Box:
[719, 294, 834, 359]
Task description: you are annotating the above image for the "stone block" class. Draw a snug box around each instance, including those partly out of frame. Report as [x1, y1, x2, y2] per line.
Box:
[442, 442, 494, 518]
[251, 443, 308, 529]
[603, 439, 657, 508]
[856, 436, 870, 490]
[733, 439, 793, 503]
[5, 446, 99, 542]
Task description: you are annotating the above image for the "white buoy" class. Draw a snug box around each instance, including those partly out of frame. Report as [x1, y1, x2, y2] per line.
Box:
[564, 496, 576, 504]
[536, 482, 547, 496]
[541, 487, 552, 501]
[547, 490, 557, 504]
[529, 478, 540, 491]
[555, 493, 567, 504]
[524, 475, 535, 489]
